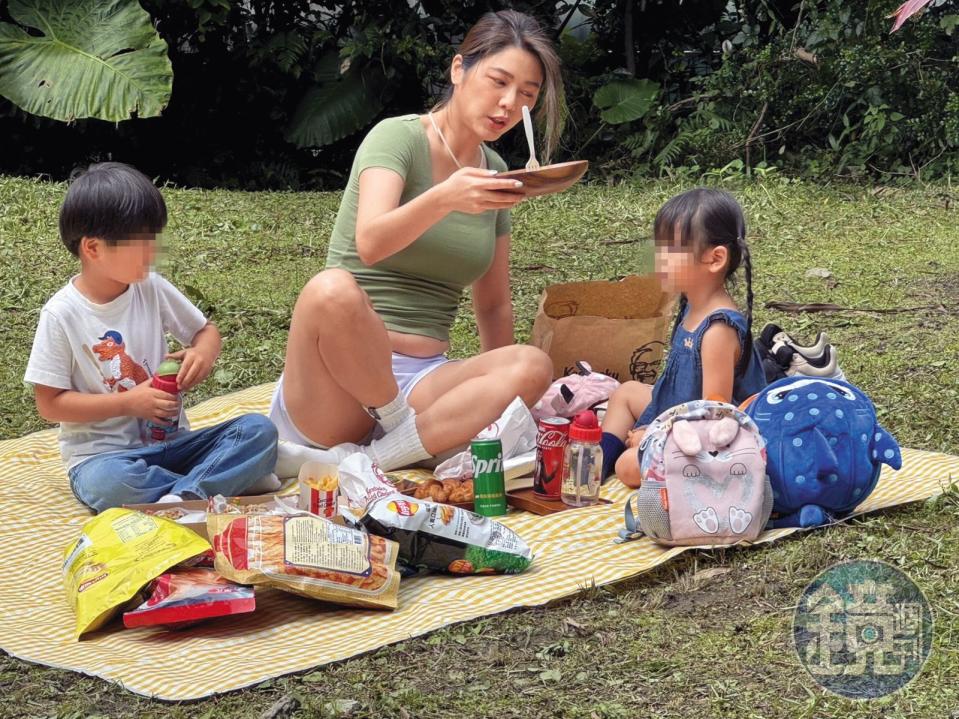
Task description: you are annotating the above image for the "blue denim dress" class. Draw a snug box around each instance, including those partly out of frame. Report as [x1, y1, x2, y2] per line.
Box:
[636, 307, 767, 427]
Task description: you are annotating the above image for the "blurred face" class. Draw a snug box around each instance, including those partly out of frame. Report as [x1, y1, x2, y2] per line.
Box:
[81, 232, 157, 284]
[450, 46, 543, 142]
[654, 226, 728, 293]
[654, 244, 696, 294]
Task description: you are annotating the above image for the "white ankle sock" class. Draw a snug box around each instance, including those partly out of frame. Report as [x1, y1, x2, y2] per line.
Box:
[362, 413, 431, 472]
[366, 392, 412, 433]
[242, 473, 281, 495]
[275, 441, 315, 478]
[158, 494, 182, 503]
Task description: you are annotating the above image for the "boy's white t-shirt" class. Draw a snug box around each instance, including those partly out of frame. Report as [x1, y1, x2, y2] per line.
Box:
[23, 273, 208, 470]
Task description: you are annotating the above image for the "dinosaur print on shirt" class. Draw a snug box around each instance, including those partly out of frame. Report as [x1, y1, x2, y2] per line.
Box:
[91, 330, 148, 392]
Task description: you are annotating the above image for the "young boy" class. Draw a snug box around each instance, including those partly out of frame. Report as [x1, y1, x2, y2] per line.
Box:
[24, 162, 279, 513]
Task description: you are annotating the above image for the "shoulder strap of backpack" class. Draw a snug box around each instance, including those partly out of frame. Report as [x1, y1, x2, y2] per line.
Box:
[616, 490, 646, 543]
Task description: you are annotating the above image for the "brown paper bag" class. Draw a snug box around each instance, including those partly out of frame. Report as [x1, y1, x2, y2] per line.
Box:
[530, 274, 676, 383]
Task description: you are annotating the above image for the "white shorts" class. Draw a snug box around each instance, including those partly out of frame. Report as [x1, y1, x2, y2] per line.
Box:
[268, 352, 452, 448]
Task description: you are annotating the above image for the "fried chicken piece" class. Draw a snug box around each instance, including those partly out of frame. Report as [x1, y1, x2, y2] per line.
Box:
[413, 479, 442, 499]
[426, 483, 449, 503]
[448, 485, 472, 503]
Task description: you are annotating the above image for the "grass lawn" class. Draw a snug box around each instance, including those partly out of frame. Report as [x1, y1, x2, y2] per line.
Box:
[0, 176, 957, 718]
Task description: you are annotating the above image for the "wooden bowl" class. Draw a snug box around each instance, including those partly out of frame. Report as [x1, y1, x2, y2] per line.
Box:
[496, 160, 589, 198]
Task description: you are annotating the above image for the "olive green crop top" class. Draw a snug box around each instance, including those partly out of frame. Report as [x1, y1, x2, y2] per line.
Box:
[325, 115, 511, 341]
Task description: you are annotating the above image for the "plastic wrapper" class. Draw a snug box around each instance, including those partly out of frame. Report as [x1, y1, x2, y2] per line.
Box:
[434, 397, 538, 481]
[338, 454, 533, 575]
[62, 508, 211, 638]
[122, 567, 255, 629]
[207, 509, 400, 610]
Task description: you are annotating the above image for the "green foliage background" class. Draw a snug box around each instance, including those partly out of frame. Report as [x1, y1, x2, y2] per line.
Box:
[0, 0, 956, 187]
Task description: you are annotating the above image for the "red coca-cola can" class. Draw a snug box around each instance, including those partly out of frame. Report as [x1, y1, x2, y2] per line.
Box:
[533, 417, 570, 499]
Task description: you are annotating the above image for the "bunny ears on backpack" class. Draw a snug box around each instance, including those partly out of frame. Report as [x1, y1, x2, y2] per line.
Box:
[672, 416, 741, 456]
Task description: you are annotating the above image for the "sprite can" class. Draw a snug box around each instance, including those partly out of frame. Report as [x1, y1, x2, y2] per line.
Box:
[471, 438, 507, 517]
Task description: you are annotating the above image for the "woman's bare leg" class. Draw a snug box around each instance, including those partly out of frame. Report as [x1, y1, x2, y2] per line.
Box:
[281, 272, 553, 466]
[407, 345, 553, 452]
[282, 269, 397, 447]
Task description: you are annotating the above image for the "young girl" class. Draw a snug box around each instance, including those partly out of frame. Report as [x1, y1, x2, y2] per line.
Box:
[600, 188, 767, 487]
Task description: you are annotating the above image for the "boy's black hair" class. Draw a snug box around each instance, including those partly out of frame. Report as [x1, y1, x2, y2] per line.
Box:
[654, 187, 754, 377]
[59, 162, 167, 257]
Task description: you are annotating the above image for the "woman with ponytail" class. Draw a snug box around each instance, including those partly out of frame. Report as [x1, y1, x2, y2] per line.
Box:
[600, 188, 767, 487]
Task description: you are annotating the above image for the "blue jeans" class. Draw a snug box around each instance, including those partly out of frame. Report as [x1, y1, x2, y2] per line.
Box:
[69, 414, 278, 513]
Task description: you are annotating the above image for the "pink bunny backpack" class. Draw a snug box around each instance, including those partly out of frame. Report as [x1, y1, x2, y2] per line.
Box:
[531, 361, 621, 421]
[621, 400, 772, 546]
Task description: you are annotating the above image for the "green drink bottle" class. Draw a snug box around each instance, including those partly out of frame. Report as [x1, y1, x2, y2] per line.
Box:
[471, 438, 507, 517]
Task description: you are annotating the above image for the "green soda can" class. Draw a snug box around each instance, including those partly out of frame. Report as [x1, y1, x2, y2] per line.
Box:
[471, 438, 507, 517]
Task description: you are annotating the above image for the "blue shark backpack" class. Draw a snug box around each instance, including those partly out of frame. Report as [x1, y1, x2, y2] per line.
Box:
[744, 377, 902, 528]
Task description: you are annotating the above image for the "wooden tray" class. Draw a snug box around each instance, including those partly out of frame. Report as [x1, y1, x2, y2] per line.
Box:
[506, 487, 612, 515]
[393, 478, 610, 516]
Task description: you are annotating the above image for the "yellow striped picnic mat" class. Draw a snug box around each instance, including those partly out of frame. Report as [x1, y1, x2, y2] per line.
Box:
[1, 383, 955, 701]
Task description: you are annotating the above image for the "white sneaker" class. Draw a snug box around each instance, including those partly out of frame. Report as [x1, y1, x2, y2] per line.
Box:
[774, 330, 830, 357]
[786, 345, 846, 381]
[759, 323, 830, 357]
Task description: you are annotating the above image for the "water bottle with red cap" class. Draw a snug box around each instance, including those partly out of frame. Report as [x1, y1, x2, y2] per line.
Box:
[561, 410, 603, 507]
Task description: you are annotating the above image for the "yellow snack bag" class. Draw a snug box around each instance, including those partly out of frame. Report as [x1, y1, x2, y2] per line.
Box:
[63, 508, 211, 638]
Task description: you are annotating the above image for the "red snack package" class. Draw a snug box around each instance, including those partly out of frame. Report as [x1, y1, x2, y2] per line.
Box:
[122, 567, 255, 629]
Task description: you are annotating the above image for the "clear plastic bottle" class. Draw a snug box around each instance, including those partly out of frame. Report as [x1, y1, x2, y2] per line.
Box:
[561, 411, 603, 507]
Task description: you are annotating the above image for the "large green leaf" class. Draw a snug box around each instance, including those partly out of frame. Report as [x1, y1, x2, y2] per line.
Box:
[593, 78, 660, 125]
[286, 63, 388, 148]
[0, 0, 172, 122]
[311, 50, 345, 84]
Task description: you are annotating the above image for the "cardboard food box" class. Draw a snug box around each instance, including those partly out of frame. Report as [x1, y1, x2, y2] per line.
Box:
[298, 461, 340, 518]
[123, 495, 284, 540]
[530, 274, 676, 383]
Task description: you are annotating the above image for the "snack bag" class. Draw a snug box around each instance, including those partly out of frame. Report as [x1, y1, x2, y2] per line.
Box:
[123, 567, 255, 629]
[207, 509, 400, 610]
[62, 508, 210, 638]
[206, 494, 284, 515]
[338, 454, 533, 575]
